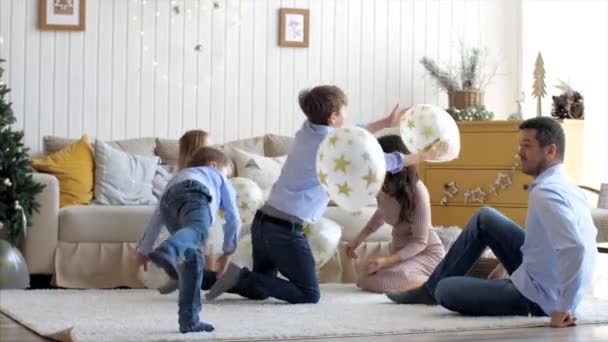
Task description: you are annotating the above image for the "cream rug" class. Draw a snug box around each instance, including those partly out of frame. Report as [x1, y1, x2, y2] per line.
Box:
[2, 284, 608, 342]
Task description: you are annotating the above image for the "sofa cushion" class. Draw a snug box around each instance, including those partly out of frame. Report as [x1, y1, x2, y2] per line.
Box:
[44, 136, 157, 157]
[228, 147, 287, 194]
[224, 136, 265, 155]
[155, 136, 265, 170]
[264, 134, 294, 157]
[154, 138, 180, 165]
[94, 140, 159, 205]
[32, 134, 95, 207]
[323, 206, 392, 241]
[59, 205, 156, 243]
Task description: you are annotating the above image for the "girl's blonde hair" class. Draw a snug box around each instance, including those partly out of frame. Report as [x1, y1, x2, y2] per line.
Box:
[177, 130, 210, 170]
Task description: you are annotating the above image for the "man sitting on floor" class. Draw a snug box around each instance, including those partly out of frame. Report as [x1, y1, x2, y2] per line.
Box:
[386, 117, 598, 328]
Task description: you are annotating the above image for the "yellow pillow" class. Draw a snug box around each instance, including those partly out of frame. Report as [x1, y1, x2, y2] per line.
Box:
[32, 134, 95, 207]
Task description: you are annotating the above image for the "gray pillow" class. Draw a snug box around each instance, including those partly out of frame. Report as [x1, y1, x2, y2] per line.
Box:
[152, 164, 175, 200]
[94, 140, 159, 205]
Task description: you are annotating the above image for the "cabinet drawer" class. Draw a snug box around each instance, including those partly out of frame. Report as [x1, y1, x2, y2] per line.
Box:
[452, 132, 520, 167]
[423, 168, 533, 206]
[431, 205, 527, 227]
[421, 121, 521, 168]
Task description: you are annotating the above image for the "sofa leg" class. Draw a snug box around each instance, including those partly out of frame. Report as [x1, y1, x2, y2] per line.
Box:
[29, 274, 54, 289]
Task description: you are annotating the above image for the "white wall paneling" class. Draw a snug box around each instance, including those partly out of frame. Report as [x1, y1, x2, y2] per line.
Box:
[0, 0, 519, 155]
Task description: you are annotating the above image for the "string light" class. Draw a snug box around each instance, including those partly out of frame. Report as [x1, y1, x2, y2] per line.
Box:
[130, 0, 239, 91]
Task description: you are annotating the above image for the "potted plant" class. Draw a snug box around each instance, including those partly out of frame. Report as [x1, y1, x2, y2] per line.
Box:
[420, 46, 498, 110]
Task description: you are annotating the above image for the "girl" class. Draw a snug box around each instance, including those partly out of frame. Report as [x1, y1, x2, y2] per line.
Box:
[346, 134, 445, 293]
[176, 130, 223, 271]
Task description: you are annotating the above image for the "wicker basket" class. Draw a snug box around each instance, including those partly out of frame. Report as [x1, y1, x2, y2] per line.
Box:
[448, 90, 485, 110]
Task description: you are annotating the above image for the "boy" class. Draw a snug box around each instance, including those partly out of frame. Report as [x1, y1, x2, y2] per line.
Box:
[135, 147, 240, 333]
[206, 85, 442, 303]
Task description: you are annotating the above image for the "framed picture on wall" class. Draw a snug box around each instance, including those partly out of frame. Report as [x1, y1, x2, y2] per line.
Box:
[278, 8, 309, 48]
[39, 0, 86, 31]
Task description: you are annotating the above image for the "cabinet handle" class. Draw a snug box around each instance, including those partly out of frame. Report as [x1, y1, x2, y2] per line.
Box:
[523, 184, 530, 190]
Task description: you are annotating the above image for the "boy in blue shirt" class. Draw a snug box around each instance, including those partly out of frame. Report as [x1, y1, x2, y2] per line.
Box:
[206, 85, 442, 303]
[135, 147, 240, 333]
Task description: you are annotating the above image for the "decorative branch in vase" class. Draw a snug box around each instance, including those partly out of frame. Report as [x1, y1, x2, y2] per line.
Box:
[420, 45, 498, 121]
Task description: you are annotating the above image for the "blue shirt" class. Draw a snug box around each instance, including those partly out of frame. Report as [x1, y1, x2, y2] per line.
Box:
[266, 120, 404, 223]
[511, 164, 597, 315]
[136, 167, 241, 255]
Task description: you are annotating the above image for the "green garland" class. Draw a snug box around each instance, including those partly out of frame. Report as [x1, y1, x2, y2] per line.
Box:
[447, 105, 495, 121]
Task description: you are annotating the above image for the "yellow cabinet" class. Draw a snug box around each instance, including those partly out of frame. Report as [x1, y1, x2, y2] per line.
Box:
[418, 120, 583, 227]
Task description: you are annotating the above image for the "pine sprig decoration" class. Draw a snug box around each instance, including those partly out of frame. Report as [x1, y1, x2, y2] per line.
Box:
[419, 57, 458, 91]
[0, 58, 45, 246]
[462, 48, 481, 89]
[420, 46, 497, 92]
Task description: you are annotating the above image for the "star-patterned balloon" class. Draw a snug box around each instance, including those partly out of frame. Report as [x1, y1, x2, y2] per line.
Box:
[232, 218, 341, 270]
[205, 177, 264, 255]
[316, 127, 386, 212]
[303, 217, 342, 269]
[399, 104, 460, 162]
[232, 233, 253, 269]
[230, 177, 265, 225]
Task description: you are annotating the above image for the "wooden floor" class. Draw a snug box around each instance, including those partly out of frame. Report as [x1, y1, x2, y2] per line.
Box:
[2, 312, 608, 342]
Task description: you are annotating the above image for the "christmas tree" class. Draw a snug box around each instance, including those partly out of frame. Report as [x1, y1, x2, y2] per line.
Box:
[532, 52, 546, 117]
[0, 59, 45, 246]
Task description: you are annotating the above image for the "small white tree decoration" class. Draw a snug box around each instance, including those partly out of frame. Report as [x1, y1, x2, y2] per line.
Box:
[532, 52, 546, 117]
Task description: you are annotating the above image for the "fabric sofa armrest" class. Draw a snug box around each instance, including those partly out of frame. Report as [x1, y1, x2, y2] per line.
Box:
[592, 208, 608, 243]
[22, 172, 60, 274]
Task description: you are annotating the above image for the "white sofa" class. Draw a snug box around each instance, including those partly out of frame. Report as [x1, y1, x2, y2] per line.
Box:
[22, 134, 608, 289]
[23, 134, 400, 288]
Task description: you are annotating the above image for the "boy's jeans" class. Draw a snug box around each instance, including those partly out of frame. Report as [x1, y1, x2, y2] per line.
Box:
[157, 180, 212, 327]
[233, 210, 320, 304]
[427, 206, 546, 316]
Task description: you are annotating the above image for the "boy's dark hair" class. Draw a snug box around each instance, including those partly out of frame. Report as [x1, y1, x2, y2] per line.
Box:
[187, 147, 231, 169]
[298, 85, 348, 125]
[519, 117, 565, 161]
[378, 135, 418, 224]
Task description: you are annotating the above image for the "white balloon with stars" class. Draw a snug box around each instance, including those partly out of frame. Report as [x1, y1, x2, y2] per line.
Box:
[316, 126, 386, 212]
[232, 218, 341, 270]
[206, 177, 265, 255]
[400, 104, 460, 162]
[230, 177, 265, 225]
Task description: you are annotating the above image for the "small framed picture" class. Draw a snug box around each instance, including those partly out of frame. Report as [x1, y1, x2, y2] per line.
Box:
[39, 0, 86, 31]
[278, 8, 309, 48]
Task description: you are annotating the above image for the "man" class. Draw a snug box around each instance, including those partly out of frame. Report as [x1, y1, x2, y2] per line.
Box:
[387, 117, 597, 328]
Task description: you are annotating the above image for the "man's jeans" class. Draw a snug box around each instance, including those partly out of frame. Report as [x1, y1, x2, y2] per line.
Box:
[427, 206, 546, 316]
[232, 210, 320, 304]
[157, 180, 212, 327]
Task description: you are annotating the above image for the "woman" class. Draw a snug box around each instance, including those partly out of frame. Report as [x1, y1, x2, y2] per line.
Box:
[346, 134, 445, 293]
